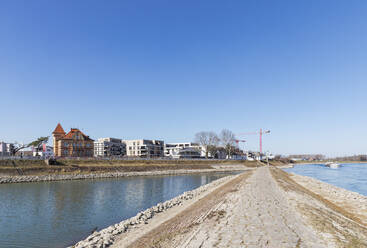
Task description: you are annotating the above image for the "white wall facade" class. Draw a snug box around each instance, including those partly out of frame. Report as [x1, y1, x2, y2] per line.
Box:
[94, 138, 126, 157]
[164, 143, 203, 158]
[0, 142, 14, 156]
[123, 139, 164, 158]
[33, 146, 54, 158]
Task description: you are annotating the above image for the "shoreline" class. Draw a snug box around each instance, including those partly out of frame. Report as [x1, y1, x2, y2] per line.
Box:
[70, 167, 367, 248]
[0, 166, 251, 184]
[289, 172, 367, 224]
[70, 172, 243, 248]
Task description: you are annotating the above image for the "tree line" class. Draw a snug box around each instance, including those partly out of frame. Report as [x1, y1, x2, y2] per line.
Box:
[194, 129, 238, 158]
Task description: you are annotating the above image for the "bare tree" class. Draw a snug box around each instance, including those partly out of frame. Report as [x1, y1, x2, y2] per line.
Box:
[207, 132, 220, 158]
[10, 143, 26, 156]
[195, 131, 219, 159]
[220, 129, 236, 158]
[11, 136, 49, 156]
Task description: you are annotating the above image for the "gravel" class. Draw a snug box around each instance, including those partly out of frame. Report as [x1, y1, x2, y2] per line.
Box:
[0, 168, 246, 184]
[70, 174, 236, 248]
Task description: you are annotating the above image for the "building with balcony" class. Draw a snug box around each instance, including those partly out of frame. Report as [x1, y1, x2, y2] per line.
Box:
[123, 139, 164, 158]
[0, 142, 14, 156]
[94, 138, 126, 157]
[52, 123, 94, 157]
[164, 142, 202, 158]
[33, 145, 54, 158]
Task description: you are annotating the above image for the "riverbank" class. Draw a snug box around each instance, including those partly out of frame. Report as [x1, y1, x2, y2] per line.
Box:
[0, 159, 259, 176]
[289, 173, 367, 225]
[73, 167, 367, 248]
[0, 164, 252, 184]
[71, 172, 247, 248]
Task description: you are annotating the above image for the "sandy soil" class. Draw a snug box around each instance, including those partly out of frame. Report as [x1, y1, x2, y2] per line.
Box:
[110, 167, 367, 248]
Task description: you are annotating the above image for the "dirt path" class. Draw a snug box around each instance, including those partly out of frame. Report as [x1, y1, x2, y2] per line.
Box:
[111, 167, 367, 248]
[168, 167, 324, 248]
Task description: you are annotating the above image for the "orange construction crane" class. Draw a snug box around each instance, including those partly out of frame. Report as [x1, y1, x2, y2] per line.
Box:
[236, 129, 270, 154]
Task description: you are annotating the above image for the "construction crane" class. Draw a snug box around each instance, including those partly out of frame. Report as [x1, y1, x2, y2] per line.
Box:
[235, 139, 247, 156]
[236, 129, 270, 154]
[235, 139, 246, 144]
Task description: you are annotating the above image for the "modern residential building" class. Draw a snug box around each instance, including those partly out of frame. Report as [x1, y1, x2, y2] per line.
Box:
[52, 123, 94, 157]
[164, 143, 202, 159]
[33, 145, 54, 158]
[16, 150, 33, 157]
[94, 138, 126, 157]
[0, 142, 14, 156]
[123, 139, 164, 158]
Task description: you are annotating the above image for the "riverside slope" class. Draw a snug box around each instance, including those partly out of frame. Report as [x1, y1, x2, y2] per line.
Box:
[0, 164, 249, 184]
[108, 167, 367, 248]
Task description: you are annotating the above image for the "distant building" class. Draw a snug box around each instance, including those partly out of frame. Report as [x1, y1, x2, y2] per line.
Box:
[33, 145, 54, 158]
[94, 138, 126, 157]
[0, 142, 14, 156]
[165, 143, 202, 159]
[123, 139, 164, 158]
[213, 147, 227, 159]
[15, 150, 33, 157]
[52, 123, 94, 157]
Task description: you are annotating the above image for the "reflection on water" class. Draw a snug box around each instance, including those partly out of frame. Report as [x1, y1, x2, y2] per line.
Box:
[284, 163, 367, 196]
[0, 172, 237, 248]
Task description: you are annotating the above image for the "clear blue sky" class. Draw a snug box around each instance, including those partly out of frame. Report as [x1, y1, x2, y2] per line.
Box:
[1, 0, 366, 156]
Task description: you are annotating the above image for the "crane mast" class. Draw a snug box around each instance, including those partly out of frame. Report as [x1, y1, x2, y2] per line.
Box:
[236, 129, 270, 155]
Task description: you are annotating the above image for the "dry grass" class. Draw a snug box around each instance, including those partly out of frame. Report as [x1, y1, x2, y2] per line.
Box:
[0, 159, 257, 176]
[270, 167, 367, 247]
[207, 209, 227, 222]
[127, 171, 253, 248]
[0, 159, 257, 175]
[271, 168, 365, 226]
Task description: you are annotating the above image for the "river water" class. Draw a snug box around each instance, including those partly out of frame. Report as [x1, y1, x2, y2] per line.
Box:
[284, 163, 367, 196]
[0, 172, 237, 248]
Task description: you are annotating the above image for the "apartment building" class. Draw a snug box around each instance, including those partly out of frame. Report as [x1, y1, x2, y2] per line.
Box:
[0, 142, 14, 156]
[164, 142, 203, 158]
[52, 123, 94, 157]
[94, 138, 126, 157]
[123, 139, 164, 158]
[33, 145, 54, 158]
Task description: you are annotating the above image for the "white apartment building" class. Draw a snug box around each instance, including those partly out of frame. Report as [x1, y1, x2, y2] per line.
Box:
[123, 139, 164, 158]
[164, 143, 203, 159]
[94, 138, 126, 157]
[0, 142, 14, 156]
[33, 146, 54, 158]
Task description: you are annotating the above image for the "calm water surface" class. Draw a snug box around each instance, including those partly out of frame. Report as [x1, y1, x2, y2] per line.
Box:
[0, 172, 237, 248]
[284, 163, 367, 196]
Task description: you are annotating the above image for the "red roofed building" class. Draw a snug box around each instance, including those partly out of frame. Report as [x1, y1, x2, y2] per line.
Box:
[52, 123, 94, 157]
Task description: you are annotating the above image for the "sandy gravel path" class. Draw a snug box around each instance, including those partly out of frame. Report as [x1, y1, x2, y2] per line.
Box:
[169, 167, 324, 248]
[111, 167, 367, 248]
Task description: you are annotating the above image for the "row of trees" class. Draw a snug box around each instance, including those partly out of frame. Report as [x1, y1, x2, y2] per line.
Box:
[334, 155, 367, 161]
[194, 129, 237, 158]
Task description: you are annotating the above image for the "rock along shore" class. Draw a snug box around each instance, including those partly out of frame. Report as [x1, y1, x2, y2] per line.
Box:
[70, 173, 239, 248]
[289, 172, 367, 225]
[0, 168, 248, 184]
[97, 167, 367, 248]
